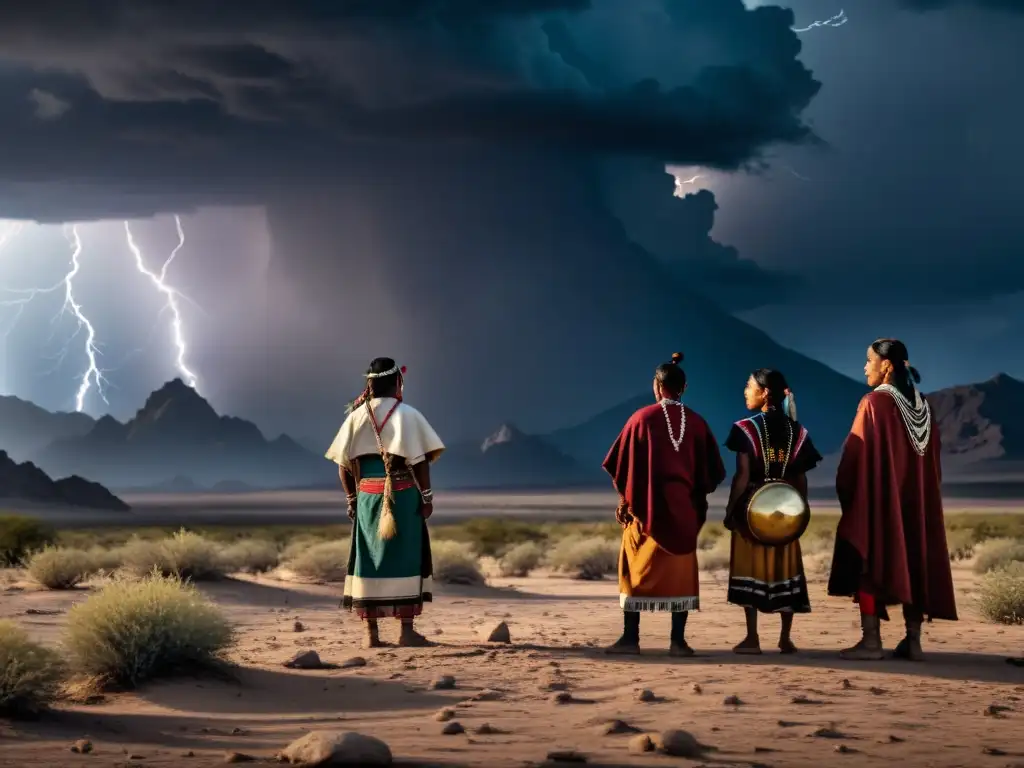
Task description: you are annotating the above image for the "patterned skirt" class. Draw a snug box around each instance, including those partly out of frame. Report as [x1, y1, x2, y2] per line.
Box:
[618, 518, 699, 612]
[727, 532, 810, 614]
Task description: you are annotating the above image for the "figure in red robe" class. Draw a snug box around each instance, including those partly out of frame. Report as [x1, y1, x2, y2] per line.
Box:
[828, 339, 957, 661]
[602, 352, 726, 656]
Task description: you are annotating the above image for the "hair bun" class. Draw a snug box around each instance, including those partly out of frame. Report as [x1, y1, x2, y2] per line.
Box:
[670, 352, 684, 364]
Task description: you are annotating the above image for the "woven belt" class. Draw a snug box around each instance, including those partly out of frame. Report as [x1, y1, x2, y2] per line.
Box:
[359, 473, 416, 494]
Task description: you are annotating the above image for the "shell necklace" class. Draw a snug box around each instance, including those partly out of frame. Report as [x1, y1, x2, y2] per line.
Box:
[754, 412, 792, 481]
[875, 383, 931, 456]
[659, 398, 686, 452]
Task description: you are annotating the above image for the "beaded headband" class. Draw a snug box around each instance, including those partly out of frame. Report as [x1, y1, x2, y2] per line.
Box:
[366, 365, 407, 379]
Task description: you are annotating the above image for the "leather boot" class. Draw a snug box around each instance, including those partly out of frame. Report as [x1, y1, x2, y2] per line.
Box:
[893, 619, 924, 661]
[839, 614, 885, 660]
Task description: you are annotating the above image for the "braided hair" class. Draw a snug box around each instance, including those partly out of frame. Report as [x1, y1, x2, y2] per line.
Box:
[871, 338, 921, 401]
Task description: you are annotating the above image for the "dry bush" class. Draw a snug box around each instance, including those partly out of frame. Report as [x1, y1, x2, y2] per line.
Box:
[63, 574, 234, 690]
[496, 541, 545, 577]
[26, 546, 97, 590]
[0, 620, 64, 716]
[0, 515, 57, 567]
[945, 527, 977, 562]
[545, 536, 618, 580]
[432, 539, 486, 585]
[87, 545, 124, 573]
[281, 535, 331, 563]
[972, 538, 1024, 575]
[119, 530, 225, 581]
[698, 534, 732, 572]
[219, 539, 279, 574]
[283, 539, 350, 582]
[977, 562, 1024, 625]
[800, 527, 836, 558]
[698, 523, 726, 550]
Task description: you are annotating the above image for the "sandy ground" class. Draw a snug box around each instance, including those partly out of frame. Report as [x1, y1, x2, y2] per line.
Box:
[2, 563, 1023, 768]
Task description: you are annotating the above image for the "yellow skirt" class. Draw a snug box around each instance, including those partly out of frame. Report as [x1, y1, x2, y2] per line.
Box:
[727, 532, 810, 613]
[618, 519, 699, 612]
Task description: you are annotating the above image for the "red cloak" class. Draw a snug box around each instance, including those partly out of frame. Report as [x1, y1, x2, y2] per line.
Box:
[828, 391, 957, 621]
[602, 403, 726, 556]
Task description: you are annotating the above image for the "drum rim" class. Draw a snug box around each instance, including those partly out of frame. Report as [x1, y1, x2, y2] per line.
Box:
[745, 481, 810, 547]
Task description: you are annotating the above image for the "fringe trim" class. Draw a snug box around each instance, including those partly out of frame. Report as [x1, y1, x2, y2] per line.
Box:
[620, 595, 699, 612]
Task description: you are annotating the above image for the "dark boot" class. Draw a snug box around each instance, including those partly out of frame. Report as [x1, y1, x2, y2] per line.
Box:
[398, 618, 433, 647]
[606, 610, 641, 655]
[839, 614, 884, 660]
[893, 616, 924, 661]
[669, 611, 694, 657]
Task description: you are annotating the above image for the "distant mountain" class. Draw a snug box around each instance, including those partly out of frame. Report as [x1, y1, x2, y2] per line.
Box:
[434, 423, 597, 489]
[0, 395, 95, 462]
[34, 379, 326, 490]
[929, 373, 1024, 473]
[0, 450, 128, 511]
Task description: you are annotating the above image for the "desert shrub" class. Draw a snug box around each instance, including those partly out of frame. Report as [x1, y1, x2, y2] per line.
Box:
[63, 574, 234, 690]
[219, 539, 279, 574]
[87, 545, 125, 573]
[283, 539, 350, 582]
[441, 518, 548, 557]
[0, 515, 57, 567]
[973, 538, 1024, 575]
[0, 620, 64, 716]
[698, 523, 726, 550]
[800, 527, 836, 557]
[119, 530, 225, 581]
[497, 541, 545, 577]
[698, 535, 732, 572]
[977, 561, 1024, 625]
[546, 536, 618, 580]
[432, 540, 486, 585]
[945, 527, 977, 562]
[281, 534, 331, 563]
[26, 546, 97, 590]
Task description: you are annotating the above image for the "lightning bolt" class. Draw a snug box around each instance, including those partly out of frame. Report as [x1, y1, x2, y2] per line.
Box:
[62, 225, 107, 412]
[674, 173, 704, 198]
[124, 216, 200, 390]
[793, 9, 848, 33]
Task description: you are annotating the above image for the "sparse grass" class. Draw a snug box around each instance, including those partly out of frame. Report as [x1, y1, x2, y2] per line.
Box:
[497, 541, 545, 577]
[87, 545, 124, 573]
[431, 540, 485, 585]
[972, 537, 1024, 575]
[282, 539, 350, 582]
[26, 546, 97, 590]
[119, 530, 226, 581]
[977, 561, 1024, 625]
[698, 535, 732, 572]
[63, 574, 234, 690]
[546, 535, 618, 580]
[945, 527, 977, 562]
[0, 515, 57, 567]
[0, 620, 64, 716]
[219, 539, 279, 574]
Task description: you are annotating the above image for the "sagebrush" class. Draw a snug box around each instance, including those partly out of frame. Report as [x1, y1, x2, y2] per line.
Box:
[219, 539, 279, 574]
[432, 539, 485, 585]
[63, 574, 234, 689]
[546, 535, 618, 580]
[283, 539, 350, 582]
[26, 546, 97, 589]
[972, 538, 1024, 575]
[977, 561, 1024, 625]
[0, 620, 64, 716]
[0, 515, 57, 567]
[119, 530, 225, 581]
[497, 541, 545, 577]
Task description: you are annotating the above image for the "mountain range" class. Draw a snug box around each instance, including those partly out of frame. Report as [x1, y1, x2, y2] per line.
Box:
[1, 372, 1023, 495]
[0, 450, 128, 511]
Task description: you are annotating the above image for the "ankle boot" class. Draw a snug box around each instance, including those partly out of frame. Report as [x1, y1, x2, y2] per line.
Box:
[894, 619, 924, 661]
[839, 614, 884, 660]
[606, 611, 641, 654]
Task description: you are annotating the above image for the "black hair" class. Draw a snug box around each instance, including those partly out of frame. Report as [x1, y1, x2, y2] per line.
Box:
[655, 352, 687, 397]
[751, 368, 789, 409]
[871, 338, 921, 401]
[366, 356, 401, 398]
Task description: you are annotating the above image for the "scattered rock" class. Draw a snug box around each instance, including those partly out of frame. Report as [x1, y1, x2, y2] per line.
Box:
[431, 675, 457, 690]
[636, 689, 656, 703]
[869, 687, 887, 696]
[600, 720, 641, 736]
[284, 650, 326, 670]
[70, 740, 93, 754]
[126, 754, 145, 760]
[482, 621, 511, 644]
[471, 689, 504, 702]
[543, 678, 571, 692]
[224, 753, 256, 763]
[984, 704, 1012, 717]
[834, 744, 856, 754]
[691, 683, 703, 694]
[435, 708, 456, 723]
[723, 695, 742, 707]
[654, 729, 707, 758]
[885, 735, 905, 743]
[25, 608, 62, 616]
[777, 720, 801, 728]
[791, 696, 824, 705]
[628, 734, 654, 754]
[231, 728, 248, 736]
[442, 722, 465, 736]
[278, 731, 392, 766]
[551, 691, 573, 705]
[340, 656, 367, 670]
[982, 746, 1007, 756]
[293, 621, 305, 632]
[475, 723, 501, 735]
[546, 750, 587, 763]
[812, 727, 846, 739]
[841, 679, 853, 690]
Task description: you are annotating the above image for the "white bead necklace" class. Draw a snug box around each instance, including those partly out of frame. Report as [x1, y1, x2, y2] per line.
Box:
[875, 383, 931, 456]
[659, 398, 686, 452]
[754, 412, 793, 480]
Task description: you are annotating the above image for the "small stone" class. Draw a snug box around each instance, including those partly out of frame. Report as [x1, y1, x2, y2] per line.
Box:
[127, 754, 145, 760]
[636, 688, 656, 702]
[984, 704, 1012, 717]
[547, 750, 587, 763]
[841, 678, 853, 690]
[543, 678, 571, 692]
[284, 650, 323, 670]
[293, 621, 305, 632]
[278, 731, 392, 765]
[231, 728, 248, 736]
[655, 729, 706, 758]
[340, 656, 367, 669]
[628, 734, 654, 754]
[723, 695, 742, 707]
[475, 723, 500, 735]
[791, 695, 823, 705]
[224, 753, 256, 763]
[886, 735, 905, 743]
[435, 708, 456, 722]
[812, 727, 846, 739]
[600, 720, 641, 736]
[483, 621, 511, 644]
[982, 746, 1007, 756]
[70, 740, 93, 754]
[552, 691, 573, 704]
[442, 721, 465, 735]
[691, 683, 702, 694]
[431, 675, 457, 690]
[869, 687, 887, 695]
[834, 744, 855, 754]
[182, 751, 195, 758]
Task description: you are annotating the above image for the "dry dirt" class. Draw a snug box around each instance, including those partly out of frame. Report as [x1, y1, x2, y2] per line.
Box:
[2, 565, 1023, 768]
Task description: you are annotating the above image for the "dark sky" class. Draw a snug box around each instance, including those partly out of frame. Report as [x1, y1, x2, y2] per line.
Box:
[0, 0, 1022, 444]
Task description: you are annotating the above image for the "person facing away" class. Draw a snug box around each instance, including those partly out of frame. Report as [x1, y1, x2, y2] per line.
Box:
[325, 357, 445, 649]
[828, 338, 957, 661]
[723, 369, 822, 655]
[601, 352, 726, 657]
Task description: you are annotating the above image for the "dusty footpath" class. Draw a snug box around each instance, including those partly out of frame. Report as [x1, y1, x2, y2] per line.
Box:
[1, 566, 1023, 768]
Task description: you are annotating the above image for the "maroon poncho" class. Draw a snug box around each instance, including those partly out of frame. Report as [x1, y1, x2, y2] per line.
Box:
[602, 403, 726, 556]
[828, 391, 958, 621]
